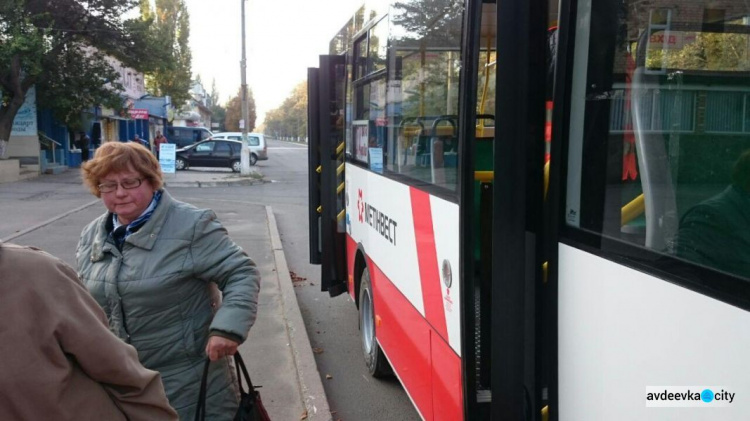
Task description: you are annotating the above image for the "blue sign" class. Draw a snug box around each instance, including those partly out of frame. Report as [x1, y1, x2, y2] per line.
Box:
[159, 143, 176, 174]
[369, 147, 383, 174]
[11, 86, 37, 136]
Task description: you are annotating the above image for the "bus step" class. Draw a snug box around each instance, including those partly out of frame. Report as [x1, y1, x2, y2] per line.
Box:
[477, 389, 492, 403]
[474, 290, 483, 388]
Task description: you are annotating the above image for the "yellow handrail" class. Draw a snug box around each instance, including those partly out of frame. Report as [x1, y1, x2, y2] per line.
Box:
[475, 171, 493, 183]
[621, 194, 645, 226]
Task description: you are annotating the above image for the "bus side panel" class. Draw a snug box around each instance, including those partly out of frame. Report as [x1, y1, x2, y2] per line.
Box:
[558, 245, 750, 419]
[431, 330, 464, 421]
[367, 256, 434, 421]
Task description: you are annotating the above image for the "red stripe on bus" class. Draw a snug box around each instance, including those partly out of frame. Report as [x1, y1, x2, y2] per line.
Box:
[431, 329, 463, 421]
[409, 188, 449, 340]
[367, 256, 434, 420]
[346, 236, 358, 301]
[367, 255, 463, 420]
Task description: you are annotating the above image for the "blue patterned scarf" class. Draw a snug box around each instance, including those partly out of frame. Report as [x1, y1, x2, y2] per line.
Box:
[111, 190, 163, 249]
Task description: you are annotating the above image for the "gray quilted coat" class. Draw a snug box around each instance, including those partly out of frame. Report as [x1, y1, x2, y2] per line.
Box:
[76, 190, 261, 420]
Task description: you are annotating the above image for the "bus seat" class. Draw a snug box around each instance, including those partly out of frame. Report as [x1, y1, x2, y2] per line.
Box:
[429, 116, 458, 184]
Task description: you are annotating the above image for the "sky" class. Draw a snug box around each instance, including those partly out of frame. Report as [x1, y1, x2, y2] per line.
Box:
[184, 0, 360, 126]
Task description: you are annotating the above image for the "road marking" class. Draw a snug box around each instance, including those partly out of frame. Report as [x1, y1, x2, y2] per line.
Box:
[1, 199, 101, 242]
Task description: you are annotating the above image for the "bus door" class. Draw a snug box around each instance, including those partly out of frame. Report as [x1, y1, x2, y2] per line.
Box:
[549, 0, 750, 419]
[308, 55, 348, 296]
[466, 0, 552, 419]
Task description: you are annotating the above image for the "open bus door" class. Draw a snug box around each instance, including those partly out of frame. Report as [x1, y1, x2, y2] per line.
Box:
[308, 55, 348, 297]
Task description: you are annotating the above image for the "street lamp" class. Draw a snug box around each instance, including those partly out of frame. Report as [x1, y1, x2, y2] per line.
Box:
[240, 0, 251, 175]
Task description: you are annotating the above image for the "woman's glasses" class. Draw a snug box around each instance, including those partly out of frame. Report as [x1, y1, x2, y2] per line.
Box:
[97, 178, 144, 193]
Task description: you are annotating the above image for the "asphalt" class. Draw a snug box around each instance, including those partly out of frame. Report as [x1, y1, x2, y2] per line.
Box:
[0, 167, 332, 421]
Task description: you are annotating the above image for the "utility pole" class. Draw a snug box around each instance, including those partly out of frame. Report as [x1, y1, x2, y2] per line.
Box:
[240, 0, 250, 175]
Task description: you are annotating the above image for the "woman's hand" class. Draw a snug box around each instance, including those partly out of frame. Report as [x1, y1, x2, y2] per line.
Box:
[205, 336, 239, 361]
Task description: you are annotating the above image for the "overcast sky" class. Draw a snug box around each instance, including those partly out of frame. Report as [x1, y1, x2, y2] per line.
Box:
[184, 0, 359, 125]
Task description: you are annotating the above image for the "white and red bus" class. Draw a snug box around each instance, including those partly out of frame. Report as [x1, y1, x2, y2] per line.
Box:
[308, 0, 750, 419]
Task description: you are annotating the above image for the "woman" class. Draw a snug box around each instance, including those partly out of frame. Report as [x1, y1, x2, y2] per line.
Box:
[76, 142, 261, 420]
[153, 130, 168, 159]
[0, 243, 177, 421]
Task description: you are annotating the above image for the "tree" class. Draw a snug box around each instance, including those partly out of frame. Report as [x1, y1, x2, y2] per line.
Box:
[36, 47, 124, 132]
[263, 81, 307, 139]
[208, 78, 226, 131]
[143, 0, 192, 107]
[392, 0, 463, 46]
[224, 87, 256, 132]
[390, 0, 463, 118]
[0, 0, 152, 158]
[646, 29, 750, 72]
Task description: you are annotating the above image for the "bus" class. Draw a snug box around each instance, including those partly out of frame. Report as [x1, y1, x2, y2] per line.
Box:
[307, 0, 750, 419]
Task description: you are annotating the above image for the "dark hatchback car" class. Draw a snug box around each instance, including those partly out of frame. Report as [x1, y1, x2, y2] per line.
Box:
[175, 139, 244, 172]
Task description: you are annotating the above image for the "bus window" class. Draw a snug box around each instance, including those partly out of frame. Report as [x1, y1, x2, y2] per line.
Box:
[369, 17, 388, 73]
[563, 0, 750, 282]
[386, 0, 463, 192]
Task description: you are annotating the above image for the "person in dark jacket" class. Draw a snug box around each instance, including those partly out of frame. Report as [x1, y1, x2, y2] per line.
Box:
[674, 150, 750, 278]
[131, 133, 150, 150]
[76, 142, 261, 420]
[0, 242, 177, 421]
[77, 131, 91, 161]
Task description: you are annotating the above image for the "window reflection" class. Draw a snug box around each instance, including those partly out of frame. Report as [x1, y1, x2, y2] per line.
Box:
[565, 0, 750, 279]
[370, 18, 388, 73]
[385, 0, 464, 191]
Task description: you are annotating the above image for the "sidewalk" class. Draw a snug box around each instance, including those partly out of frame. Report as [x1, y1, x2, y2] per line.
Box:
[0, 168, 331, 421]
[160, 167, 266, 188]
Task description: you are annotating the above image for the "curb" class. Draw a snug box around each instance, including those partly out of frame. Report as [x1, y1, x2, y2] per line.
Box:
[164, 178, 265, 188]
[265, 206, 333, 421]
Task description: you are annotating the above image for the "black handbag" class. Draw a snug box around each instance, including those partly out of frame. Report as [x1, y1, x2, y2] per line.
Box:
[195, 353, 271, 421]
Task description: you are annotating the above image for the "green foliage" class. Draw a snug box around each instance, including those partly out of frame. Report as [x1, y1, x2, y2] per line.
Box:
[0, 0, 152, 142]
[224, 86, 256, 132]
[646, 26, 750, 72]
[36, 45, 124, 130]
[145, 0, 192, 107]
[208, 79, 226, 131]
[263, 81, 307, 138]
[392, 0, 463, 46]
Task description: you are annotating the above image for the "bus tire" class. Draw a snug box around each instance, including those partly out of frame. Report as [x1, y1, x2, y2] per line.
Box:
[359, 267, 392, 378]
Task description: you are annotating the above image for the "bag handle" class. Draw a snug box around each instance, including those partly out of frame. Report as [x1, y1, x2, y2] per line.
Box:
[194, 357, 211, 421]
[194, 353, 258, 421]
[234, 352, 257, 394]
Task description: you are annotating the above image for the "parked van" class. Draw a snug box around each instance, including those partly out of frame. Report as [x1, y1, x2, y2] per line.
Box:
[166, 126, 213, 148]
[210, 132, 268, 165]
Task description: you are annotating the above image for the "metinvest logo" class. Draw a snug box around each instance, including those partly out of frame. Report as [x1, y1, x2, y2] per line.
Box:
[357, 189, 365, 223]
[355, 188, 398, 245]
[646, 386, 735, 407]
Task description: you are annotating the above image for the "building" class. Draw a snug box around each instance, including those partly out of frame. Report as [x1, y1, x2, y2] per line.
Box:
[172, 80, 212, 128]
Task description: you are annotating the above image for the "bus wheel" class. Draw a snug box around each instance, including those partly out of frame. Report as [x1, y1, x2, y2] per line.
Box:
[359, 267, 392, 378]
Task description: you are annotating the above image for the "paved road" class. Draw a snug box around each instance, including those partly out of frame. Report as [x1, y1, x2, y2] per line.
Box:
[256, 139, 421, 421]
